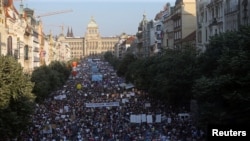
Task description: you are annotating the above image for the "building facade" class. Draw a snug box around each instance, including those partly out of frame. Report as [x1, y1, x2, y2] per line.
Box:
[155, 1, 196, 51]
[0, 0, 67, 73]
[196, 0, 250, 52]
[239, 0, 250, 26]
[136, 13, 152, 58]
[64, 36, 84, 59]
[172, 0, 197, 49]
[84, 17, 118, 57]
[54, 17, 119, 60]
[161, 3, 175, 50]
[114, 33, 136, 59]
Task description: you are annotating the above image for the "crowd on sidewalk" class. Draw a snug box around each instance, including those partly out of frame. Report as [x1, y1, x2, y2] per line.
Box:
[21, 58, 206, 141]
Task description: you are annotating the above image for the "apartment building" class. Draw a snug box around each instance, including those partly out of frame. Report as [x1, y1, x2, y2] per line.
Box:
[239, 0, 250, 26]
[172, 0, 196, 49]
[0, 0, 68, 73]
[114, 33, 136, 59]
[162, 3, 175, 50]
[157, 1, 196, 51]
[136, 13, 149, 58]
[135, 13, 159, 58]
[196, 0, 250, 51]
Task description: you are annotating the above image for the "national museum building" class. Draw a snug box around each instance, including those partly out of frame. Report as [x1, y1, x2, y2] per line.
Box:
[58, 17, 119, 59]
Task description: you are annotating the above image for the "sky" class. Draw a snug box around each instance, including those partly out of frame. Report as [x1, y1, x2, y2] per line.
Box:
[14, 0, 176, 37]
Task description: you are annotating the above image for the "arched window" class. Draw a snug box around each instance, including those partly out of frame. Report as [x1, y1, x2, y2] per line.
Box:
[7, 36, 12, 56]
[24, 45, 29, 60]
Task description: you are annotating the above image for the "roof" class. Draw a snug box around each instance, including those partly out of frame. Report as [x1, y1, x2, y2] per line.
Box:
[126, 36, 136, 44]
[87, 16, 98, 28]
[4, 0, 19, 20]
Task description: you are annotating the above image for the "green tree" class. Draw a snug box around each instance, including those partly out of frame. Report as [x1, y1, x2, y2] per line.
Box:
[104, 51, 120, 69]
[153, 46, 198, 106]
[117, 53, 137, 77]
[48, 61, 71, 83]
[0, 55, 36, 139]
[31, 61, 70, 103]
[125, 46, 199, 107]
[31, 65, 52, 102]
[193, 26, 250, 127]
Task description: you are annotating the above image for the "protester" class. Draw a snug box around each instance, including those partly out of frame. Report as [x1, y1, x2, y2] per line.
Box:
[21, 58, 205, 141]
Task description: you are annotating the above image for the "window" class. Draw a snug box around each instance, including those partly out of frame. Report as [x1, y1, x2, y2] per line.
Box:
[198, 31, 202, 43]
[205, 29, 208, 41]
[7, 36, 13, 56]
[205, 11, 207, 22]
[156, 25, 161, 31]
[215, 6, 218, 18]
[24, 45, 29, 60]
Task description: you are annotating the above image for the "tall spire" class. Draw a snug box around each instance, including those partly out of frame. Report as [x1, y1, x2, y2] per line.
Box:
[70, 27, 74, 37]
[67, 26, 70, 37]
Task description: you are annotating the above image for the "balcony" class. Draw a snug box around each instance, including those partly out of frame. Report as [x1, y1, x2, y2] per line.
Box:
[209, 17, 223, 27]
[33, 38, 39, 43]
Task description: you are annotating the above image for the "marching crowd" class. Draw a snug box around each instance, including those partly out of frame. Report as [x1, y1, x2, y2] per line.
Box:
[21, 58, 206, 141]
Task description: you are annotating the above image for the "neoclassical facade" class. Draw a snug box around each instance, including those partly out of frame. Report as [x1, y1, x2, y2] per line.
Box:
[63, 17, 119, 59]
[84, 17, 119, 57]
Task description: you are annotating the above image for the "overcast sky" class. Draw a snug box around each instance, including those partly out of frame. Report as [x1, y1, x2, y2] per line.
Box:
[14, 0, 176, 37]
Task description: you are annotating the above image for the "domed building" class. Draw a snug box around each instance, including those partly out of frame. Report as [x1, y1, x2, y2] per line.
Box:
[63, 16, 119, 59]
[84, 16, 119, 57]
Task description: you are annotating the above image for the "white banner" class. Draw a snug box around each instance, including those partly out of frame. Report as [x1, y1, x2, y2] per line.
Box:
[130, 115, 136, 123]
[64, 106, 69, 112]
[54, 94, 66, 100]
[155, 114, 161, 123]
[147, 115, 153, 123]
[145, 103, 151, 108]
[136, 115, 141, 123]
[130, 114, 142, 123]
[130, 114, 162, 123]
[122, 98, 129, 103]
[85, 102, 120, 107]
[141, 114, 147, 123]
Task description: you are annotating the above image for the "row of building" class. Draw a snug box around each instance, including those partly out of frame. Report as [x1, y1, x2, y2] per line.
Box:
[0, 0, 250, 73]
[0, 0, 123, 74]
[131, 0, 250, 58]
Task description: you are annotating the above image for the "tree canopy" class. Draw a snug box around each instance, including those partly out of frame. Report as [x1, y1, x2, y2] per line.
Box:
[105, 25, 250, 128]
[31, 61, 71, 102]
[193, 26, 250, 126]
[0, 55, 36, 139]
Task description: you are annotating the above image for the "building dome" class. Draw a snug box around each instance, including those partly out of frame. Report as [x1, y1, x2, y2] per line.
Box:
[87, 16, 98, 28]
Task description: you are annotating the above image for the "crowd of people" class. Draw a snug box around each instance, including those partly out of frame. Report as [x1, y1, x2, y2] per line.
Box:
[21, 58, 206, 141]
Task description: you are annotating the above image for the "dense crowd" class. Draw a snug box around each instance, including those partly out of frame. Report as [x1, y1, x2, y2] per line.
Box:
[21, 58, 206, 141]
